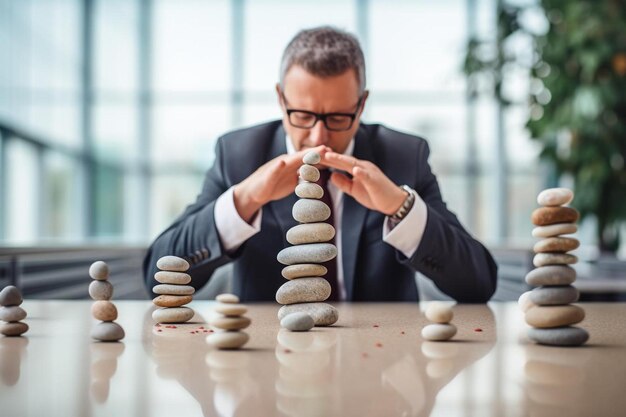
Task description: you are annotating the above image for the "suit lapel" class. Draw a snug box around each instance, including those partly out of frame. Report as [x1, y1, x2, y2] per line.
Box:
[267, 125, 299, 237]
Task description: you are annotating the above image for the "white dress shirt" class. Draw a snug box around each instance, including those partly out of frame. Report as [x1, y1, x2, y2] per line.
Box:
[214, 135, 428, 301]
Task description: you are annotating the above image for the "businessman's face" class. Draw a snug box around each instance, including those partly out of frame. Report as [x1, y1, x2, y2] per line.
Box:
[277, 65, 367, 155]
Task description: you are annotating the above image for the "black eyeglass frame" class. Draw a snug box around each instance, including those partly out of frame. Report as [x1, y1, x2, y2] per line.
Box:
[280, 91, 364, 132]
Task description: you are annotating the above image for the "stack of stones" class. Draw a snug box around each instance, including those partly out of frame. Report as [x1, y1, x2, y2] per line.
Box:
[152, 256, 195, 324]
[0, 286, 28, 337]
[421, 302, 456, 341]
[207, 293, 250, 349]
[89, 261, 125, 342]
[276, 151, 339, 327]
[523, 187, 589, 346]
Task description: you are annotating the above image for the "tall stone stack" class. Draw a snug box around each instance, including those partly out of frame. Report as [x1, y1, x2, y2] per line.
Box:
[523, 188, 589, 346]
[207, 293, 250, 349]
[89, 261, 125, 342]
[0, 286, 28, 337]
[152, 256, 195, 324]
[276, 151, 339, 327]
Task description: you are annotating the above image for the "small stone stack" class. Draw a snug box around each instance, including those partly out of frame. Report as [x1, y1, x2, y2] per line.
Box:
[152, 256, 195, 324]
[89, 261, 125, 342]
[0, 286, 28, 337]
[207, 293, 250, 349]
[523, 187, 589, 346]
[276, 151, 339, 327]
[421, 302, 456, 341]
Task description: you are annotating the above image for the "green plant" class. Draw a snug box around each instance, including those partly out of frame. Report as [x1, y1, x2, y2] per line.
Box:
[464, 0, 626, 252]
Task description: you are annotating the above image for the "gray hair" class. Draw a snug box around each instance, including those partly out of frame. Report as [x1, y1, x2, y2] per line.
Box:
[279, 26, 366, 94]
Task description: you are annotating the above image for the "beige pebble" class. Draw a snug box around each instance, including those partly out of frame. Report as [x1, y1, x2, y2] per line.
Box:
[533, 253, 578, 267]
[525, 305, 585, 328]
[152, 307, 195, 324]
[209, 316, 251, 330]
[152, 284, 195, 295]
[299, 165, 320, 182]
[214, 304, 247, 316]
[421, 323, 457, 341]
[91, 301, 118, 322]
[152, 295, 193, 307]
[295, 182, 324, 199]
[532, 223, 578, 238]
[207, 331, 249, 349]
[89, 261, 109, 281]
[0, 306, 27, 322]
[302, 151, 321, 165]
[216, 293, 239, 304]
[286, 223, 335, 245]
[91, 321, 124, 342]
[154, 271, 191, 285]
[0, 322, 29, 336]
[424, 302, 454, 324]
[537, 188, 574, 206]
[89, 280, 113, 301]
[534, 237, 580, 253]
[156, 256, 190, 272]
[518, 291, 536, 313]
[281, 264, 328, 280]
[276, 278, 331, 305]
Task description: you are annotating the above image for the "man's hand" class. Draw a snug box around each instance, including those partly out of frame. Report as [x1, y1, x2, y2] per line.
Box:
[233, 145, 328, 223]
[323, 148, 407, 216]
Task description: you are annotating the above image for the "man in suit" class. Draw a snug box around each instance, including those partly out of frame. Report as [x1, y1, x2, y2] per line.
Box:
[144, 26, 497, 302]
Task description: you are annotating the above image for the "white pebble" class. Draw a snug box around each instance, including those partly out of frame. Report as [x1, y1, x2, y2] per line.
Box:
[424, 302, 454, 324]
[421, 323, 457, 341]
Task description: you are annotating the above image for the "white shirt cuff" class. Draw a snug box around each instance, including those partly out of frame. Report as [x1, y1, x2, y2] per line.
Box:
[214, 186, 262, 253]
[382, 190, 428, 258]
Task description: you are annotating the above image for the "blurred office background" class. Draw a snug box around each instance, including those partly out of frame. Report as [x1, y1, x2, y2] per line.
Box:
[1, 0, 624, 299]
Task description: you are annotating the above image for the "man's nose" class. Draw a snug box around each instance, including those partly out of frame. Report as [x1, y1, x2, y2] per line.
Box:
[309, 120, 329, 146]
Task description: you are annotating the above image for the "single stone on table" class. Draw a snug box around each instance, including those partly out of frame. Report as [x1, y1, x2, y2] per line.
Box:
[156, 255, 190, 272]
[152, 284, 195, 296]
[152, 306, 194, 323]
[533, 237, 580, 253]
[287, 223, 335, 245]
[209, 315, 251, 330]
[282, 264, 328, 280]
[91, 321, 125, 342]
[207, 331, 249, 349]
[277, 243, 337, 265]
[281, 312, 315, 332]
[0, 286, 23, 307]
[0, 306, 27, 322]
[424, 302, 454, 324]
[303, 151, 321, 165]
[525, 265, 576, 286]
[89, 280, 114, 301]
[530, 285, 579, 306]
[216, 293, 240, 304]
[276, 278, 332, 305]
[527, 326, 589, 346]
[518, 291, 536, 313]
[89, 261, 109, 281]
[295, 182, 324, 199]
[0, 322, 29, 337]
[152, 295, 193, 307]
[421, 323, 457, 341]
[214, 304, 247, 316]
[531, 206, 579, 226]
[532, 223, 578, 238]
[278, 303, 338, 326]
[154, 271, 192, 285]
[299, 164, 320, 182]
[292, 199, 331, 223]
[537, 188, 574, 206]
[525, 305, 585, 328]
[91, 300, 118, 322]
[533, 253, 578, 267]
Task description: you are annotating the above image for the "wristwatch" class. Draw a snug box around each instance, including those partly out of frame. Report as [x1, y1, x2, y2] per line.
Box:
[389, 185, 415, 226]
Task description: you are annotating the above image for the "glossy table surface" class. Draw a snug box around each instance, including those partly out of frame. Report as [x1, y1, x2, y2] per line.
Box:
[1, 301, 625, 417]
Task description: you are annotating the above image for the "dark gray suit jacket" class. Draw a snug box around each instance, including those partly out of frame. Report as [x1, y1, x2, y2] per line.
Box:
[144, 120, 497, 302]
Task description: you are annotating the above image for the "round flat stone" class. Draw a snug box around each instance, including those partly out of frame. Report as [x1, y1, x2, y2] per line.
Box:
[532, 223, 578, 238]
[527, 326, 589, 346]
[287, 223, 335, 245]
[531, 206, 579, 226]
[152, 284, 195, 296]
[156, 256, 189, 272]
[537, 188, 574, 206]
[214, 304, 247, 316]
[0, 322, 28, 337]
[534, 237, 580, 253]
[152, 295, 193, 307]
[425, 302, 454, 324]
[292, 199, 330, 223]
[207, 331, 249, 349]
[525, 265, 576, 286]
[0, 286, 23, 307]
[89, 280, 113, 301]
[91, 322, 125, 342]
[152, 307, 194, 323]
[209, 315, 251, 330]
[295, 182, 324, 199]
[216, 293, 239, 304]
[303, 151, 321, 165]
[533, 253, 578, 267]
[89, 261, 109, 281]
[91, 301, 118, 322]
[278, 303, 338, 326]
[276, 278, 331, 305]
[421, 323, 457, 341]
[518, 291, 536, 313]
[154, 271, 191, 285]
[282, 264, 327, 280]
[0, 306, 27, 322]
[277, 243, 337, 265]
[525, 305, 585, 328]
[530, 285, 579, 306]
[281, 312, 315, 331]
[299, 165, 320, 182]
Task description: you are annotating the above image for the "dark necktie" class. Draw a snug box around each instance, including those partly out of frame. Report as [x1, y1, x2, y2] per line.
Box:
[317, 169, 340, 301]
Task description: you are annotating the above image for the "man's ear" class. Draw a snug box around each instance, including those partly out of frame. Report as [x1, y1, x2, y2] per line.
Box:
[275, 83, 283, 105]
[359, 90, 370, 115]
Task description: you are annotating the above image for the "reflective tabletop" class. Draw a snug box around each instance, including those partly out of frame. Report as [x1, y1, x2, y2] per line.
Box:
[1, 301, 625, 417]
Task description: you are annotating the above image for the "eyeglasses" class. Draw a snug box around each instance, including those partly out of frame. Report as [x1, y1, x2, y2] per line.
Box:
[280, 92, 363, 132]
